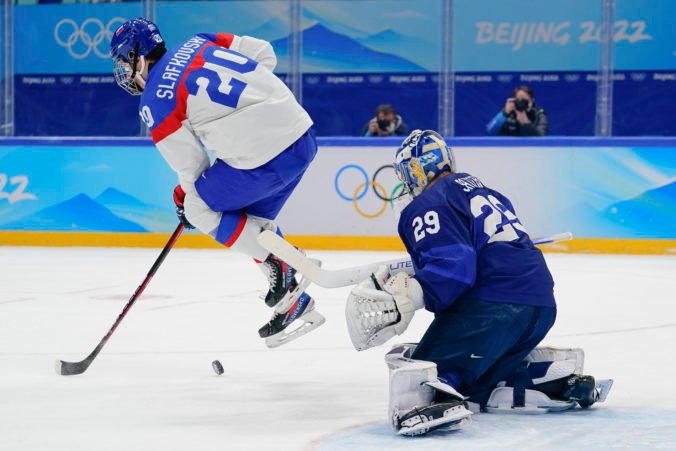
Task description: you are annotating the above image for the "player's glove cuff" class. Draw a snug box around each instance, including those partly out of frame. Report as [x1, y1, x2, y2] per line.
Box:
[175, 205, 195, 230]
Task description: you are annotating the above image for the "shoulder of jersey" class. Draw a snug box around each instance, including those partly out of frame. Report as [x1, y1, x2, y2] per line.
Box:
[139, 68, 177, 132]
[420, 173, 473, 208]
[138, 40, 197, 132]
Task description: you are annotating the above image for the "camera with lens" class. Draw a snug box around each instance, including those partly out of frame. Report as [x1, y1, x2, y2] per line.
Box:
[514, 98, 529, 112]
[377, 119, 391, 131]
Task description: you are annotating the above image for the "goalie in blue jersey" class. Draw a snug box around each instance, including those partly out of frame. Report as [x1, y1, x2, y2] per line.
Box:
[345, 130, 612, 436]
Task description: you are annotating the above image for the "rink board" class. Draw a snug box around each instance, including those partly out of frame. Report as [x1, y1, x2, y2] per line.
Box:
[0, 137, 674, 253]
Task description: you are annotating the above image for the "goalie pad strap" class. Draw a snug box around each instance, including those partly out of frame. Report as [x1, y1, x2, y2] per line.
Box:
[485, 386, 577, 414]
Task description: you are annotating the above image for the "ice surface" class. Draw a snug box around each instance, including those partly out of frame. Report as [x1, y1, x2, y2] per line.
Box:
[1, 247, 675, 450]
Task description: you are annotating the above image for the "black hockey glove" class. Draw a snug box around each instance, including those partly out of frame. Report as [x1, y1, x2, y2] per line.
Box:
[173, 185, 195, 229]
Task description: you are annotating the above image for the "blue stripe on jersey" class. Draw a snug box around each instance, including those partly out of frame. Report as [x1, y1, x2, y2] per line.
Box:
[139, 35, 209, 133]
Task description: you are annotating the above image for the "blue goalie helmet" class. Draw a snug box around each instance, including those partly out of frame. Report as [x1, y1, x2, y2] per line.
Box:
[110, 18, 165, 95]
[394, 129, 456, 197]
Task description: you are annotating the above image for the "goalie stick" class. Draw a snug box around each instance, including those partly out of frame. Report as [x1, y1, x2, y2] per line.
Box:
[257, 231, 573, 289]
[55, 223, 184, 376]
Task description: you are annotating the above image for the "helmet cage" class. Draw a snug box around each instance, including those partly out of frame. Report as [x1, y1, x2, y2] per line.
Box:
[112, 43, 142, 96]
[110, 18, 163, 96]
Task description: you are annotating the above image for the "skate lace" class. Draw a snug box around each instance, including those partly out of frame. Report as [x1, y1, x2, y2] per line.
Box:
[262, 258, 280, 290]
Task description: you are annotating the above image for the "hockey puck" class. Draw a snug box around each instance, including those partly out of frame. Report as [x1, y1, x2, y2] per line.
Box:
[212, 360, 224, 375]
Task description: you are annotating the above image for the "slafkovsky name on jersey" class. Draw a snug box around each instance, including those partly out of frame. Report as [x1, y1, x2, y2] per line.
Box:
[454, 175, 484, 192]
[156, 36, 208, 100]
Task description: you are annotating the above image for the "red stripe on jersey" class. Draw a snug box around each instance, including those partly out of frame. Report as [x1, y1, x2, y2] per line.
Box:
[223, 214, 247, 247]
[216, 33, 235, 48]
[151, 43, 218, 144]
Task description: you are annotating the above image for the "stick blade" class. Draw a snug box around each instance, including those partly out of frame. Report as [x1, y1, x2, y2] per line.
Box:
[55, 359, 90, 376]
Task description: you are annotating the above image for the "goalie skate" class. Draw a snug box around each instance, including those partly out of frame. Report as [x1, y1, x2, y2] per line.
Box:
[258, 275, 325, 348]
[485, 378, 614, 414]
[396, 401, 472, 437]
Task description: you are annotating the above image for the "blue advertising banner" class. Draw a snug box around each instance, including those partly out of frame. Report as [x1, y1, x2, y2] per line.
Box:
[16, 1, 675, 74]
[12, 1, 676, 136]
[15, 4, 143, 75]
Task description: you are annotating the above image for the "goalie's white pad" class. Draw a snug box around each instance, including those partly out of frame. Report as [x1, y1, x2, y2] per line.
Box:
[385, 346, 472, 433]
[486, 346, 613, 413]
[485, 378, 614, 414]
[485, 386, 578, 414]
[345, 268, 424, 351]
[525, 346, 585, 384]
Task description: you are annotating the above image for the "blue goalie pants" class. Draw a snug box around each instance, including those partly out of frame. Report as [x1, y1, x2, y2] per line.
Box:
[411, 297, 556, 407]
[194, 128, 317, 245]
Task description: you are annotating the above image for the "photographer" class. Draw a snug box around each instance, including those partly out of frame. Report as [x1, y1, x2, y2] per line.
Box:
[486, 86, 548, 136]
[362, 104, 409, 137]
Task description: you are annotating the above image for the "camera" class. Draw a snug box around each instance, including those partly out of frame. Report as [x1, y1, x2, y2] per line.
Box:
[377, 119, 391, 131]
[514, 98, 529, 112]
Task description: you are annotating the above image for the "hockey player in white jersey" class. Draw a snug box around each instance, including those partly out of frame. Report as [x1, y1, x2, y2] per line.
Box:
[110, 18, 324, 346]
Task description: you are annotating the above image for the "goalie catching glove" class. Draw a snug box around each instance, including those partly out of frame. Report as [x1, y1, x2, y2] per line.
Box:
[346, 265, 425, 351]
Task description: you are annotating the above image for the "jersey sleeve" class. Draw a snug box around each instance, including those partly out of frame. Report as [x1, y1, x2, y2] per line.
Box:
[154, 123, 215, 230]
[230, 35, 277, 71]
[399, 198, 477, 313]
[198, 32, 277, 71]
[154, 122, 209, 188]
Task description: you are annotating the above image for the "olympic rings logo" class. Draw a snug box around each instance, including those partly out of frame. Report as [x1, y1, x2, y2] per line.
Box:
[54, 17, 126, 60]
[334, 164, 405, 219]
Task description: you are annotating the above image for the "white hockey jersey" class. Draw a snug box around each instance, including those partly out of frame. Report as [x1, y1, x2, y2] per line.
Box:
[138, 32, 313, 234]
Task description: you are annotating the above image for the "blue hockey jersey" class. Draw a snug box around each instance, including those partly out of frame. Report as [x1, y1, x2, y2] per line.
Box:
[397, 172, 555, 313]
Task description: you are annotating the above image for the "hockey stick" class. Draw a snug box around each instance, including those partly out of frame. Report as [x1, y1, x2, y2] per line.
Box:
[55, 223, 185, 376]
[257, 231, 573, 289]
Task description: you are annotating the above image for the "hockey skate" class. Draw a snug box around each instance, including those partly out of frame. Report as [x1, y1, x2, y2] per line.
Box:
[396, 401, 473, 437]
[260, 253, 299, 307]
[486, 376, 614, 414]
[258, 273, 325, 348]
[561, 374, 613, 408]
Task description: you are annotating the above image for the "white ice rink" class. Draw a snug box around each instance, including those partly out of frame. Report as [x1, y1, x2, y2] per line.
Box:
[1, 246, 675, 450]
